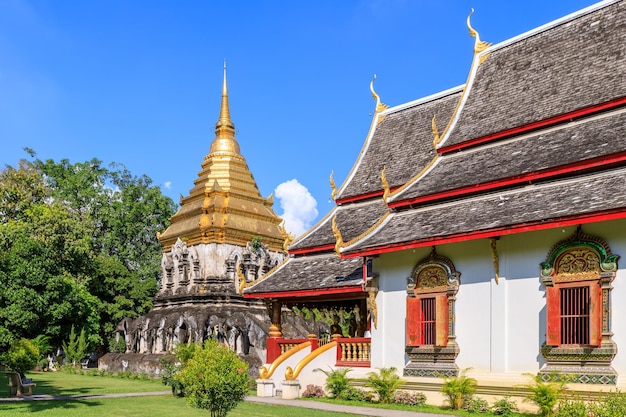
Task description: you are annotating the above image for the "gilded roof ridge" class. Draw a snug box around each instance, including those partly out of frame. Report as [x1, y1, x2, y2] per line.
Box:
[387, 155, 440, 202]
[241, 256, 291, 293]
[288, 206, 338, 248]
[433, 9, 491, 150]
[340, 211, 395, 255]
[335, 76, 389, 201]
[435, 0, 621, 150]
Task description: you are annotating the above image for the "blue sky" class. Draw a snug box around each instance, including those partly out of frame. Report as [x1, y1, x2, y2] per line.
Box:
[0, 0, 601, 237]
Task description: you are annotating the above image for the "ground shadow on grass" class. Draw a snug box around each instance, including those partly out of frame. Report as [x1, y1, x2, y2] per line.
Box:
[0, 399, 102, 414]
[1, 371, 105, 397]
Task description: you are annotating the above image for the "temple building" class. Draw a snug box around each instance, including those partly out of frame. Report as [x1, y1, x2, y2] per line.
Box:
[244, 0, 626, 405]
[104, 65, 300, 375]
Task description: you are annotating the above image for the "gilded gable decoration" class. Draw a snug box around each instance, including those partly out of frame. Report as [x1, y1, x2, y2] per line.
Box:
[370, 74, 389, 124]
[330, 171, 337, 202]
[381, 166, 390, 204]
[467, 9, 492, 63]
[407, 247, 461, 295]
[332, 215, 344, 255]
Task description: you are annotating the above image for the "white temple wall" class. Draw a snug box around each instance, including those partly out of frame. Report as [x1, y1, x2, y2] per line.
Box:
[372, 220, 626, 385]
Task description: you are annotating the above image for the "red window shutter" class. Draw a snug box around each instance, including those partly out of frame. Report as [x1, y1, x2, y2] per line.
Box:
[589, 281, 602, 346]
[546, 285, 561, 346]
[435, 294, 449, 347]
[406, 297, 422, 346]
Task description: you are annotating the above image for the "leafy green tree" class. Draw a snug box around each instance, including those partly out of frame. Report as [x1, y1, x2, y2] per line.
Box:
[0, 338, 40, 374]
[0, 152, 176, 351]
[175, 340, 249, 417]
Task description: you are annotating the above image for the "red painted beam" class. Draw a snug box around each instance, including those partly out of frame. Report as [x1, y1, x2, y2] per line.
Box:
[289, 243, 335, 256]
[390, 151, 626, 209]
[343, 210, 626, 258]
[243, 285, 364, 299]
[439, 96, 626, 154]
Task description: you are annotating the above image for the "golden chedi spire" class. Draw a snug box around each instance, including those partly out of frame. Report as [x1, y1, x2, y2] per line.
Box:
[157, 63, 285, 253]
[210, 61, 240, 154]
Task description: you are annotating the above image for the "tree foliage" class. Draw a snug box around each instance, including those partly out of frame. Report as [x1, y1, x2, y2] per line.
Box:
[175, 340, 249, 417]
[0, 152, 176, 351]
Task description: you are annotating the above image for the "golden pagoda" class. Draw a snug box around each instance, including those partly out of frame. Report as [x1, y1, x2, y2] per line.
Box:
[158, 64, 285, 253]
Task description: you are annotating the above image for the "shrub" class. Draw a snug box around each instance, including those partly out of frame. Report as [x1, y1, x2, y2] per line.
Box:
[522, 373, 568, 417]
[0, 338, 40, 374]
[365, 367, 403, 404]
[440, 368, 478, 410]
[160, 357, 184, 396]
[175, 339, 249, 417]
[392, 390, 427, 406]
[314, 367, 352, 399]
[492, 396, 519, 416]
[555, 398, 588, 417]
[464, 397, 490, 413]
[302, 384, 326, 398]
[62, 326, 89, 366]
[589, 389, 626, 417]
[338, 386, 369, 402]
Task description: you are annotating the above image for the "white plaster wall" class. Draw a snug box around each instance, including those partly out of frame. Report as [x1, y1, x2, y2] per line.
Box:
[372, 219, 626, 384]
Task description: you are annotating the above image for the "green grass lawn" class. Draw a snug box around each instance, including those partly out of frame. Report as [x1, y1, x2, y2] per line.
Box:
[0, 371, 364, 417]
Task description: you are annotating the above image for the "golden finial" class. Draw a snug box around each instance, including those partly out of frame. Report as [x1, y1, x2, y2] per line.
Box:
[467, 9, 492, 55]
[211, 60, 241, 154]
[370, 74, 389, 115]
[266, 192, 274, 206]
[330, 171, 337, 201]
[278, 220, 295, 252]
[431, 114, 441, 146]
[381, 166, 390, 204]
[331, 216, 344, 255]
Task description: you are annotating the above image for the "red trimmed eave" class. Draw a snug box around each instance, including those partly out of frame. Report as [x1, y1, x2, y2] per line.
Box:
[342, 209, 626, 258]
[289, 243, 335, 256]
[438, 96, 626, 154]
[243, 285, 364, 300]
[335, 185, 403, 205]
[389, 150, 626, 209]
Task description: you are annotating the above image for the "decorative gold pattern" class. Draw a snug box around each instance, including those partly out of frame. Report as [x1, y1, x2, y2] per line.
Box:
[489, 237, 500, 285]
[330, 171, 337, 201]
[381, 166, 390, 204]
[237, 265, 246, 294]
[240, 257, 290, 292]
[278, 220, 295, 252]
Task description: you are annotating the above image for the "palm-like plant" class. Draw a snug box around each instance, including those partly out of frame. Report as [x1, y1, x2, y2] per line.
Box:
[314, 366, 352, 398]
[440, 368, 478, 410]
[365, 367, 403, 404]
[521, 373, 568, 417]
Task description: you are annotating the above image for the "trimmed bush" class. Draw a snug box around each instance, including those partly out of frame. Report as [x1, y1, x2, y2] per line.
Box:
[175, 339, 249, 417]
[392, 390, 427, 406]
[0, 338, 40, 374]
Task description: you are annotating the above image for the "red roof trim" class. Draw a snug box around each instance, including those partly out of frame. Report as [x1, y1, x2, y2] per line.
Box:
[439, 96, 626, 154]
[390, 151, 626, 209]
[343, 210, 626, 258]
[243, 285, 364, 299]
[289, 243, 335, 256]
[335, 186, 402, 205]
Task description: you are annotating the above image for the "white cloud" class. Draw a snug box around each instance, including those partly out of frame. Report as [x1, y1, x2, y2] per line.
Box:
[274, 179, 318, 238]
[163, 181, 172, 189]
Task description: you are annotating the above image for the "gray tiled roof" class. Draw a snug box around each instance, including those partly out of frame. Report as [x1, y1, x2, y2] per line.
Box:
[441, 1, 625, 149]
[344, 167, 626, 255]
[289, 199, 389, 251]
[243, 253, 364, 294]
[336, 89, 461, 200]
[393, 109, 626, 203]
